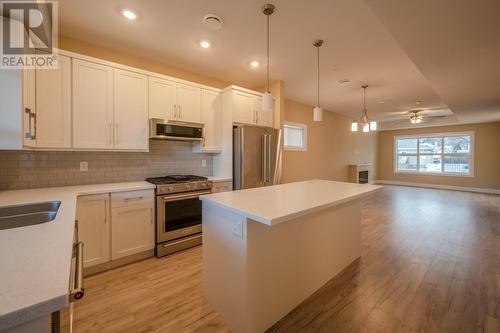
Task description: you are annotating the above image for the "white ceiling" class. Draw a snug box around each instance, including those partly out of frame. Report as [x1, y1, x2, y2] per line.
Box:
[58, 0, 500, 128]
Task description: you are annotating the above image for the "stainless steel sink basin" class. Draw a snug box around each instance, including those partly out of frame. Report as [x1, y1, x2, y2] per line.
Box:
[0, 201, 61, 230]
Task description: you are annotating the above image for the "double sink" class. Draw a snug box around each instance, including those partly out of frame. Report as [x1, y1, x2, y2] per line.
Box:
[0, 201, 61, 230]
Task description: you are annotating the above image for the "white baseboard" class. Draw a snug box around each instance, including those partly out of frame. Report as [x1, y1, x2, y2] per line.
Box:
[375, 180, 500, 195]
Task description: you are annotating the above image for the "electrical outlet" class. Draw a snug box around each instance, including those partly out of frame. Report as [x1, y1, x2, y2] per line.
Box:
[232, 221, 243, 238]
[79, 161, 88, 172]
[201, 159, 207, 167]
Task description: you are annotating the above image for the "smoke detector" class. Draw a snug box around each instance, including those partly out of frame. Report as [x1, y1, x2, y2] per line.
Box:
[203, 14, 223, 30]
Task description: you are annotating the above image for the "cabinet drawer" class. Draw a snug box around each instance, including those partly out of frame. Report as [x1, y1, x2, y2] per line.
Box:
[212, 181, 233, 193]
[111, 189, 154, 208]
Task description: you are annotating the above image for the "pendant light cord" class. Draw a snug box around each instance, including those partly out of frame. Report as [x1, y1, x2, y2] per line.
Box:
[266, 13, 270, 93]
[317, 45, 320, 107]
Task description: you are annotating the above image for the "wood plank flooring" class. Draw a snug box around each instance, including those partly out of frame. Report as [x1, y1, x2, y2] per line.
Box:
[61, 186, 500, 332]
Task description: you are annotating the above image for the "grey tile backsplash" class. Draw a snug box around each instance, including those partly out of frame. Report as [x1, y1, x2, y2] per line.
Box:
[0, 140, 213, 190]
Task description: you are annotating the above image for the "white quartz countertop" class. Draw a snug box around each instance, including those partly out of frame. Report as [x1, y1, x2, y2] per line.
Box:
[200, 180, 383, 226]
[208, 176, 232, 182]
[0, 181, 155, 331]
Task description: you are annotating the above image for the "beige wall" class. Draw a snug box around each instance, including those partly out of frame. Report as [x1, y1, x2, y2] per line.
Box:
[59, 36, 229, 89]
[377, 122, 500, 189]
[282, 99, 377, 183]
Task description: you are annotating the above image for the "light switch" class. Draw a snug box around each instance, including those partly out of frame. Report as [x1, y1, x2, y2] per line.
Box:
[201, 159, 207, 167]
[79, 161, 88, 172]
[232, 221, 243, 238]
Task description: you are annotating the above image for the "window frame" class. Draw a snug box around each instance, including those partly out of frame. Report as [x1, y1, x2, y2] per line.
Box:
[393, 131, 474, 177]
[283, 121, 308, 151]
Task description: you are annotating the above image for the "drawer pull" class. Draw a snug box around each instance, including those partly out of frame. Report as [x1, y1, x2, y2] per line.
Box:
[124, 196, 144, 201]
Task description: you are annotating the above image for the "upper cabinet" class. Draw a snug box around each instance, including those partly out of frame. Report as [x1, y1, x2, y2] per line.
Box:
[193, 89, 223, 153]
[73, 59, 114, 149]
[149, 77, 176, 120]
[231, 87, 274, 128]
[35, 54, 72, 149]
[149, 77, 202, 123]
[114, 69, 149, 150]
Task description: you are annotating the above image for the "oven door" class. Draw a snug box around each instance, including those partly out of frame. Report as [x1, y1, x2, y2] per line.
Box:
[156, 190, 211, 243]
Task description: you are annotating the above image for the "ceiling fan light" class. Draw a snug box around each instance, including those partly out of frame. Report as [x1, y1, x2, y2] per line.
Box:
[363, 123, 370, 132]
[369, 121, 377, 131]
[351, 122, 358, 132]
[262, 92, 273, 112]
[313, 106, 323, 122]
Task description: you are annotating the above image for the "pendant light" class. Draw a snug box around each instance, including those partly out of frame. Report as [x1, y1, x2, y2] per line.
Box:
[262, 4, 275, 112]
[313, 39, 324, 122]
[351, 85, 377, 132]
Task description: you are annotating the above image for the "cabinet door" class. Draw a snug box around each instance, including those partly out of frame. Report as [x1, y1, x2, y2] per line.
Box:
[233, 91, 255, 124]
[201, 90, 222, 151]
[111, 203, 154, 260]
[76, 194, 110, 268]
[22, 68, 36, 147]
[114, 69, 148, 150]
[73, 59, 114, 149]
[176, 83, 202, 123]
[255, 96, 273, 127]
[149, 76, 176, 120]
[35, 54, 72, 148]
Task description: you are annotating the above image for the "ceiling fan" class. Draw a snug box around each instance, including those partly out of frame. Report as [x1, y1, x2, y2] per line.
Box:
[385, 106, 451, 124]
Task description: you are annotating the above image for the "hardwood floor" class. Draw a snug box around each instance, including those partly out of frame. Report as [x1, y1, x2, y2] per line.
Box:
[62, 186, 500, 332]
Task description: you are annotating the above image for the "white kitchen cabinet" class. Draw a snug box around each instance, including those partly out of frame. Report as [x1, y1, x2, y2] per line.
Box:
[114, 69, 149, 150]
[176, 83, 202, 123]
[110, 190, 154, 260]
[35, 54, 72, 148]
[73, 59, 114, 149]
[233, 91, 255, 124]
[193, 89, 222, 153]
[22, 68, 36, 148]
[232, 88, 274, 127]
[149, 76, 176, 120]
[76, 194, 110, 268]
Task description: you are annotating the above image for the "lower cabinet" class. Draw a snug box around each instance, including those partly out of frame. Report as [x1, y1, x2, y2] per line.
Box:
[76, 189, 154, 274]
[111, 191, 154, 260]
[76, 194, 110, 268]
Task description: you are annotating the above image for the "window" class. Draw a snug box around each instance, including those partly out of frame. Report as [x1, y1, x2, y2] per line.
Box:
[394, 132, 473, 176]
[284, 122, 307, 151]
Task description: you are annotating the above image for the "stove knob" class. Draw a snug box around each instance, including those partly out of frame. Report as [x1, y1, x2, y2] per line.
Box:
[186, 185, 191, 190]
[168, 186, 174, 192]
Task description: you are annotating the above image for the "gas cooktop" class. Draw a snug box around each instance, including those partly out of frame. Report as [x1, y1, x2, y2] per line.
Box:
[145, 175, 208, 185]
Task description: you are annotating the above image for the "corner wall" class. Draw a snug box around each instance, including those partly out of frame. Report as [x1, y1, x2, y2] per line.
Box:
[282, 99, 377, 183]
[377, 122, 500, 190]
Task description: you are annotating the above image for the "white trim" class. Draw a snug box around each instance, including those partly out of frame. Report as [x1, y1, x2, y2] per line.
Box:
[283, 121, 308, 151]
[375, 180, 500, 195]
[393, 131, 474, 177]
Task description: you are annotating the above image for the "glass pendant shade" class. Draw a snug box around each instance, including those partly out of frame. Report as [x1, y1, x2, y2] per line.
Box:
[351, 122, 358, 132]
[263, 92, 273, 112]
[362, 123, 370, 132]
[369, 121, 377, 131]
[313, 106, 323, 122]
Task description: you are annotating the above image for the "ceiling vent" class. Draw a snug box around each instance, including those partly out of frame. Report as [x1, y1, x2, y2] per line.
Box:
[203, 14, 223, 30]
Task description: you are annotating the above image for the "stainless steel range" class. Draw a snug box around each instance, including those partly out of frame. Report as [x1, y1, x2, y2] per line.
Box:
[145, 175, 212, 257]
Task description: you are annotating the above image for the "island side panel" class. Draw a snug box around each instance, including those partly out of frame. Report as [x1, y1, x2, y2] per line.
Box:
[202, 202, 248, 332]
[246, 200, 362, 333]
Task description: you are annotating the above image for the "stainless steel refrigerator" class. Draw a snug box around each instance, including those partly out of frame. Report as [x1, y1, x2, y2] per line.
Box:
[233, 125, 282, 190]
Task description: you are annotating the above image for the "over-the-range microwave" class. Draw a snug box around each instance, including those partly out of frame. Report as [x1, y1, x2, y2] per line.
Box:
[149, 118, 204, 141]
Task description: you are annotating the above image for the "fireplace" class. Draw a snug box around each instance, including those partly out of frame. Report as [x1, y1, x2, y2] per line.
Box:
[358, 170, 369, 184]
[348, 164, 372, 184]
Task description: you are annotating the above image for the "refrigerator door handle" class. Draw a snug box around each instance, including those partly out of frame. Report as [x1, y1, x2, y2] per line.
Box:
[267, 134, 272, 183]
[262, 135, 267, 183]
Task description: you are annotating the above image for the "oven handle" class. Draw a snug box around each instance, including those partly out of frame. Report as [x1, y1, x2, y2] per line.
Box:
[161, 190, 212, 202]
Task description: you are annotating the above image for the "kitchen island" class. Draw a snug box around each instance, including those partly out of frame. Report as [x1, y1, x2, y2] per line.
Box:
[200, 180, 382, 333]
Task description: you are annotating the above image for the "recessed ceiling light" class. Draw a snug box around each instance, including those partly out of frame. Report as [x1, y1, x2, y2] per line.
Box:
[122, 9, 137, 20]
[199, 40, 211, 48]
[250, 60, 260, 68]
